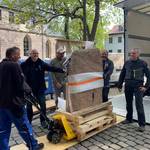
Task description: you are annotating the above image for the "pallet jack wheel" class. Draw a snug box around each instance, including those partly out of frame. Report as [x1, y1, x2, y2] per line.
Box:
[47, 131, 62, 144]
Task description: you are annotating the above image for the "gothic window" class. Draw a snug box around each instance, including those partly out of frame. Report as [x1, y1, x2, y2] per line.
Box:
[46, 40, 51, 58]
[9, 11, 14, 23]
[23, 35, 31, 56]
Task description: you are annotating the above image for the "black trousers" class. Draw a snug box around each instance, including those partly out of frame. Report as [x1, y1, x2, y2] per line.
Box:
[102, 87, 110, 102]
[125, 85, 145, 126]
[27, 94, 46, 123]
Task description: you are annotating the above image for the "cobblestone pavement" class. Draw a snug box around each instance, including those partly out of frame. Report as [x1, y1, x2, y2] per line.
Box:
[10, 88, 150, 149]
[10, 113, 150, 150]
[68, 123, 150, 150]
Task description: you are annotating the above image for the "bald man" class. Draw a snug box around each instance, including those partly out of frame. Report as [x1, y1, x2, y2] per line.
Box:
[21, 49, 64, 128]
[118, 48, 150, 132]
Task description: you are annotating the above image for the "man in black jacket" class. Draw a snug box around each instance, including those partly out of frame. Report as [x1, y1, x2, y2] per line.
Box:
[118, 48, 150, 132]
[21, 49, 64, 128]
[0, 47, 44, 150]
[101, 50, 114, 102]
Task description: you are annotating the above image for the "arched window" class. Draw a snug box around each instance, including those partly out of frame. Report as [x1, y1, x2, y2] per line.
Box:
[23, 35, 31, 56]
[46, 40, 51, 58]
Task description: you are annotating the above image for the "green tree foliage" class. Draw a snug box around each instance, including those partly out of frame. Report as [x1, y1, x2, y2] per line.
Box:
[2, 0, 123, 48]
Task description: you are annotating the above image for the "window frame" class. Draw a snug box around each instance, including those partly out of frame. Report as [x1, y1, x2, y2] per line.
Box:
[109, 37, 113, 43]
[118, 36, 122, 43]
[9, 11, 15, 23]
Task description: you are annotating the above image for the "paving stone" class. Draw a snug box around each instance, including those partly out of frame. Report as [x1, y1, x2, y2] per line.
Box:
[144, 144, 150, 149]
[109, 138, 119, 144]
[118, 132, 128, 137]
[109, 144, 121, 150]
[88, 138, 96, 143]
[110, 134, 118, 138]
[92, 141, 104, 147]
[136, 135, 145, 141]
[67, 147, 77, 150]
[94, 137, 106, 143]
[144, 139, 150, 144]
[101, 145, 109, 150]
[76, 146, 87, 150]
[126, 146, 137, 150]
[94, 136, 105, 142]
[102, 135, 112, 140]
[117, 141, 128, 148]
[142, 134, 150, 139]
[81, 141, 93, 147]
[134, 145, 149, 150]
[88, 145, 101, 150]
[125, 141, 136, 147]
[117, 136, 128, 142]
[126, 135, 136, 141]
[102, 140, 112, 145]
[135, 139, 144, 145]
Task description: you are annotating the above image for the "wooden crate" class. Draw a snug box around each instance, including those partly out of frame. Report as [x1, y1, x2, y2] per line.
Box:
[57, 101, 116, 141]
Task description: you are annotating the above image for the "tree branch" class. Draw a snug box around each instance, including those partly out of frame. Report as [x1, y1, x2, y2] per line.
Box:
[89, 0, 100, 41]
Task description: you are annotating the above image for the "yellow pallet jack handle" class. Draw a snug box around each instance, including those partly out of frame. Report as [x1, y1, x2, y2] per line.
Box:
[53, 114, 76, 140]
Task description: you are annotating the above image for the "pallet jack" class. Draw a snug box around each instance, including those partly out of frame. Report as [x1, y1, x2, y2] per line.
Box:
[24, 92, 76, 144]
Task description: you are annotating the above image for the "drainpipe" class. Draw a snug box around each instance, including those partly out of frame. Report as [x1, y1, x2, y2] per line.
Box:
[41, 25, 44, 59]
[123, 8, 128, 62]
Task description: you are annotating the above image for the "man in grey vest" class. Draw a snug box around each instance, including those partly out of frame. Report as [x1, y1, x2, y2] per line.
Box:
[118, 48, 150, 132]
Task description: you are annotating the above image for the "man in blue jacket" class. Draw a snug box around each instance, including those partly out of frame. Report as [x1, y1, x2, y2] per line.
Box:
[0, 47, 44, 150]
[21, 49, 64, 128]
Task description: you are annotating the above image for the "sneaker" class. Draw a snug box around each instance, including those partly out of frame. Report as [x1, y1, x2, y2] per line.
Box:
[122, 119, 133, 124]
[41, 121, 48, 129]
[137, 126, 145, 132]
[35, 143, 44, 150]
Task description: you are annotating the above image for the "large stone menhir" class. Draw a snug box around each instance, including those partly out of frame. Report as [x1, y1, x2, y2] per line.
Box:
[66, 49, 103, 112]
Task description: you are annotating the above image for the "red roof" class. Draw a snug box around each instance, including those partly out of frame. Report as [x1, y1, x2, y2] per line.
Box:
[109, 25, 124, 34]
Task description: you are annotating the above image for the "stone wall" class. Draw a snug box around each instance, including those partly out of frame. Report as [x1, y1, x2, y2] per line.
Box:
[0, 29, 56, 60]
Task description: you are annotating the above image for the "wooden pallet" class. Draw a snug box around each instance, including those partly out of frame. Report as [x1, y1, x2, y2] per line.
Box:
[57, 101, 116, 141]
[76, 114, 116, 141]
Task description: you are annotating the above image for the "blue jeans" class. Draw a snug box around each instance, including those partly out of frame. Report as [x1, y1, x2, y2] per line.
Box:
[0, 107, 38, 150]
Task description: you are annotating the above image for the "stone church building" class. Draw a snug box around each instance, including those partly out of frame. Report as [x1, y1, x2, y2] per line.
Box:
[0, 6, 82, 60]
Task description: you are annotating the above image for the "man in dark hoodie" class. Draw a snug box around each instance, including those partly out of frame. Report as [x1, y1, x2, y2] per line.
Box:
[21, 49, 64, 128]
[0, 47, 44, 150]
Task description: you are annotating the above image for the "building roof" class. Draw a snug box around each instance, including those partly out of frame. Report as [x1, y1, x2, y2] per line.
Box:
[109, 25, 124, 35]
[115, 0, 150, 16]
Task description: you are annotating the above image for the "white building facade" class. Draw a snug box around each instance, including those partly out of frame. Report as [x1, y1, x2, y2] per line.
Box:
[105, 25, 124, 69]
[105, 25, 124, 53]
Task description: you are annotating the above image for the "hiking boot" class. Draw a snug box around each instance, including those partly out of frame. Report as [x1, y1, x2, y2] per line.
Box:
[122, 119, 133, 124]
[137, 126, 145, 132]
